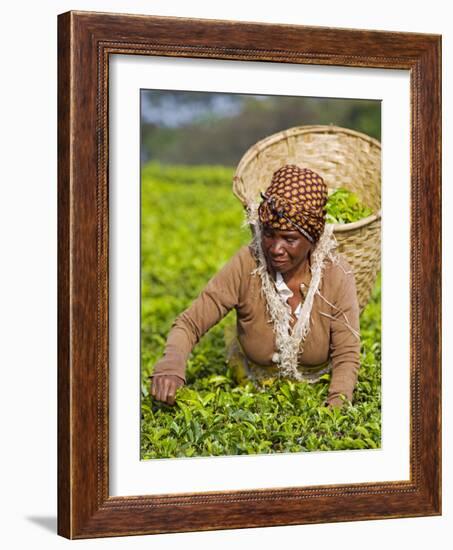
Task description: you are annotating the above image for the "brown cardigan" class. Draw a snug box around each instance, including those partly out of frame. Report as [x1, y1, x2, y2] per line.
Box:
[151, 243, 361, 402]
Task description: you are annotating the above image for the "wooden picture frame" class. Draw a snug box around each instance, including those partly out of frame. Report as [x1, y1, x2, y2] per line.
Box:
[57, 10, 441, 539]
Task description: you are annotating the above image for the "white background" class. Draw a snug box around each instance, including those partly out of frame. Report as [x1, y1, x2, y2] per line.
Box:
[0, 1, 449, 548]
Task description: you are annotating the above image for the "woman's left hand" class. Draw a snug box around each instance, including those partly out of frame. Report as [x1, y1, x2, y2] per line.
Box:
[325, 394, 347, 409]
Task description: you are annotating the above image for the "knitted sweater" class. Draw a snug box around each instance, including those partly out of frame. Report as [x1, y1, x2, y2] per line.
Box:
[151, 243, 361, 402]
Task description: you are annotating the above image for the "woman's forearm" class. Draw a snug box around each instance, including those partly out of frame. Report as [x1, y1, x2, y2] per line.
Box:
[327, 257, 361, 404]
[150, 247, 247, 381]
[327, 360, 359, 402]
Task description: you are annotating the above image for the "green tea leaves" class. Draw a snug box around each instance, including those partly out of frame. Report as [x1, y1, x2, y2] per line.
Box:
[326, 187, 373, 224]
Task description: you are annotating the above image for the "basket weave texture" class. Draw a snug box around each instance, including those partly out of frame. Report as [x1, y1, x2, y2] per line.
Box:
[233, 125, 381, 312]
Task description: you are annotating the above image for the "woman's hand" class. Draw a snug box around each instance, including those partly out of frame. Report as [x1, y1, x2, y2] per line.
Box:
[150, 375, 185, 405]
[325, 393, 348, 409]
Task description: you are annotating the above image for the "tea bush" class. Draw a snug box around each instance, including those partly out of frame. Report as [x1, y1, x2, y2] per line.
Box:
[141, 162, 381, 458]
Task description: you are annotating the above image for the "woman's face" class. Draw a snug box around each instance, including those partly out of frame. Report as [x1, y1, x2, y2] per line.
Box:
[261, 224, 313, 275]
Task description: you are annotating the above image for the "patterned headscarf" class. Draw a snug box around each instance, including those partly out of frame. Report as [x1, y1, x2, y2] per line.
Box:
[258, 164, 328, 243]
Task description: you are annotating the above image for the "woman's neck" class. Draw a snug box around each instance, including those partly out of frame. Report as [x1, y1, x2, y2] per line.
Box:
[283, 257, 310, 285]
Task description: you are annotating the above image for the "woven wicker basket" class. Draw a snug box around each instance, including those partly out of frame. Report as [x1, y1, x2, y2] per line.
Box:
[233, 125, 381, 313]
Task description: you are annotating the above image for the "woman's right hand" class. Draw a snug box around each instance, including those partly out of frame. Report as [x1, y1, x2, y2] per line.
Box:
[150, 375, 185, 405]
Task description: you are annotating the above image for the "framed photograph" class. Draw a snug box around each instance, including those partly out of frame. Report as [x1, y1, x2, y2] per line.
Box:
[58, 10, 441, 539]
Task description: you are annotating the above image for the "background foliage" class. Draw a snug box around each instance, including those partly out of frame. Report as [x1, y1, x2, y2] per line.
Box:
[141, 91, 381, 166]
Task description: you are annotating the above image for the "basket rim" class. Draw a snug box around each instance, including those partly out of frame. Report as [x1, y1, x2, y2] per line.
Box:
[244, 210, 381, 232]
[234, 124, 381, 181]
[331, 210, 382, 232]
[234, 124, 382, 230]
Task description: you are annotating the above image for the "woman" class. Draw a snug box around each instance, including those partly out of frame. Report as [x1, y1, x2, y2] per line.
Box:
[149, 165, 361, 409]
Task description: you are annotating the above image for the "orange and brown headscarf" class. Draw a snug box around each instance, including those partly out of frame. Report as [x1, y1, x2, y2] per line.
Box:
[258, 164, 328, 243]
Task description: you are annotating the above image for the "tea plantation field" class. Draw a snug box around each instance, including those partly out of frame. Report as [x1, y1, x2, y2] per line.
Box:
[141, 163, 381, 458]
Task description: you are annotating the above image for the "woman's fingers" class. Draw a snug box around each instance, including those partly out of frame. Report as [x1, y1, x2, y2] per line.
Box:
[150, 376, 160, 398]
[158, 377, 172, 403]
[165, 377, 185, 405]
[155, 377, 167, 403]
[150, 376, 165, 402]
[325, 395, 346, 409]
[166, 381, 177, 405]
[150, 375, 184, 405]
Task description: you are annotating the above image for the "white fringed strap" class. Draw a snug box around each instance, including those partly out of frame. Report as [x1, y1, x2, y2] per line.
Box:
[246, 202, 339, 380]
